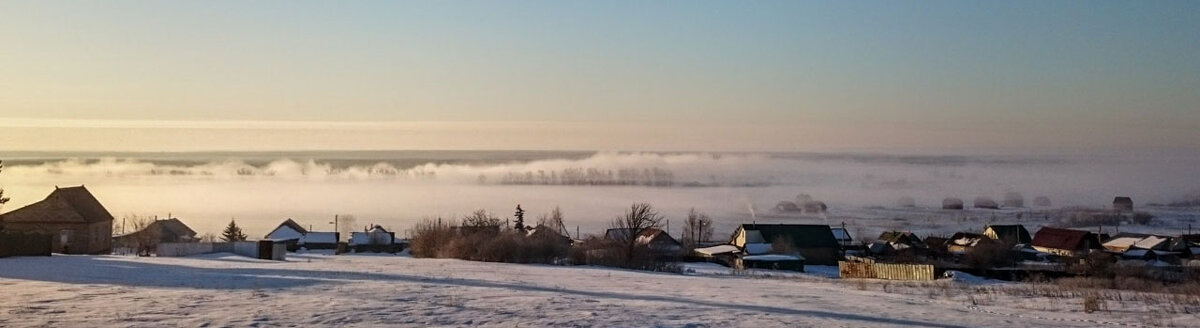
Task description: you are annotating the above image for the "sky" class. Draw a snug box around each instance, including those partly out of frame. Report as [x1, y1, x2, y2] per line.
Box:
[0, 1, 1197, 152]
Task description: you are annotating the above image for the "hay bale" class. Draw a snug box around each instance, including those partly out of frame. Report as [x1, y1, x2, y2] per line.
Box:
[1033, 196, 1052, 207]
[795, 193, 814, 204]
[974, 197, 999, 209]
[942, 198, 964, 210]
[896, 196, 916, 208]
[803, 201, 827, 214]
[774, 201, 801, 212]
[1113, 197, 1133, 211]
[1003, 192, 1024, 208]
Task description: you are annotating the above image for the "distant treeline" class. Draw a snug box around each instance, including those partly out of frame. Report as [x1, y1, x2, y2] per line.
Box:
[490, 168, 675, 187]
[484, 167, 774, 187]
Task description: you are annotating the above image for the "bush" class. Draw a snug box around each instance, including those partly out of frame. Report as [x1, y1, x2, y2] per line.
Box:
[409, 218, 569, 263]
[962, 240, 1015, 269]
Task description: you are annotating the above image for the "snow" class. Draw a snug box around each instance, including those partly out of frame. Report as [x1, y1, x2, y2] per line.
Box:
[265, 226, 303, 241]
[1102, 237, 1141, 249]
[302, 232, 338, 244]
[742, 254, 803, 261]
[0, 254, 1187, 327]
[1123, 249, 1150, 258]
[743, 243, 772, 255]
[831, 227, 851, 241]
[1133, 236, 1168, 250]
[693, 244, 738, 256]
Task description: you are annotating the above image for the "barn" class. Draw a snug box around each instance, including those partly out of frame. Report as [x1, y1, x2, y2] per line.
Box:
[0, 186, 113, 254]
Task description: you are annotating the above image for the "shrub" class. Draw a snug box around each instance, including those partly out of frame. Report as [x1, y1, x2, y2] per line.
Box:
[962, 239, 1015, 269]
[409, 217, 570, 263]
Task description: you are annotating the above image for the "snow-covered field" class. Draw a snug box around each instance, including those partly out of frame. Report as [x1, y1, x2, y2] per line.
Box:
[0, 253, 1185, 327]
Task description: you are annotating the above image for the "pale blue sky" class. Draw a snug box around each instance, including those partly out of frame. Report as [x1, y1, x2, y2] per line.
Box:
[0, 1, 1197, 151]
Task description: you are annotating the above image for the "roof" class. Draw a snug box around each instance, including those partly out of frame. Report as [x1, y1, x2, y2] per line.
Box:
[744, 243, 773, 255]
[742, 254, 804, 261]
[1133, 236, 1169, 250]
[694, 244, 739, 256]
[265, 219, 309, 239]
[116, 218, 197, 238]
[830, 227, 852, 241]
[735, 224, 838, 248]
[1103, 236, 1144, 249]
[948, 232, 985, 246]
[878, 231, 922, 246]
[984, 225, 1032, 244]
[0, 186, 114, 224]
[1032, 227, 1100, 251]
[635, 228, 680, 247]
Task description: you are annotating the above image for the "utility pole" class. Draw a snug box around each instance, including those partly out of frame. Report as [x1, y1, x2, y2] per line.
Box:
[330, 214, 339, 238]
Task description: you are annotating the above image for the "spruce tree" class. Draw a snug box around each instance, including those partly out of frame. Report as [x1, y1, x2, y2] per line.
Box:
[221, 219, 248, 241]
[513, 205, 526, 232]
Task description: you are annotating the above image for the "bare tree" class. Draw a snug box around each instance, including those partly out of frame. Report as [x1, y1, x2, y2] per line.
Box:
[0, 161, 8, 232]
[116, 215, 160, 256]
[610, 203, 664, 264]
[681, 208, 714, 249]
[0, 160, 9, 208]
[535, 206, 568, 236]
[198, 233, 219, 243]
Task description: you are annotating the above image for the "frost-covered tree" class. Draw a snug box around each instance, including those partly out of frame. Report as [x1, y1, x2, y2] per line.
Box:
[681, 208, 713, 249]
[610, 203, 664, 264]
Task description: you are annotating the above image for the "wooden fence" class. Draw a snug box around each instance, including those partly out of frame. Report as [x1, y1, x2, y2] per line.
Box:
[0, 232, 52, 258]
[839, 261, 935, 281]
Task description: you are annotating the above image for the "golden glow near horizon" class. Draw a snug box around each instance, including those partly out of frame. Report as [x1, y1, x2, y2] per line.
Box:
[0, 118, 1196, 153]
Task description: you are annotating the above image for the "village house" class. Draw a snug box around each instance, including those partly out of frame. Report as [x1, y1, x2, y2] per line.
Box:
[983, 224, 1032, 246]
[605, 227, 682, 255]
[0, 186, 113, 254]
[112, 218, 198, 254]
[729, 224, 840, 265]
[349, 225, 395, 246]
[349, 225, 405, 253]
[1101, 232, 1191, 262]
[526, 224, 573, 246]
[265, 219, 340, 251]
[869, 231, 925, 256]
[945, 232, 988, 255]
[1031, 227, 1103, 257]
[114, 218, 198, 245]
